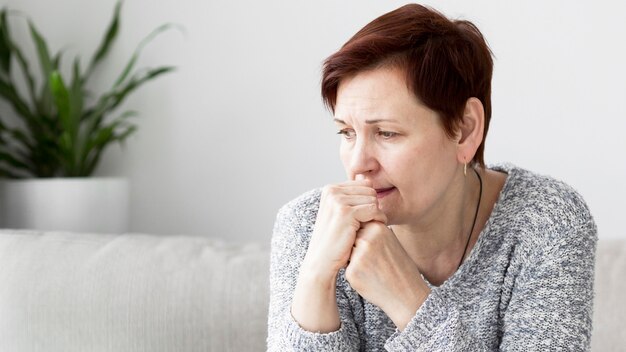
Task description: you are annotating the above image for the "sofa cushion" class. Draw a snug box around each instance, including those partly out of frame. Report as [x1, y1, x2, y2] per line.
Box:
[0, 229, 623, 351]
[592, 238, 626, 351]
[0, 230, 270, 352]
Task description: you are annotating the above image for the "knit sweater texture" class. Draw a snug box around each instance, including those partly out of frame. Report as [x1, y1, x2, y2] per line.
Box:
[267, 164, 597, 351]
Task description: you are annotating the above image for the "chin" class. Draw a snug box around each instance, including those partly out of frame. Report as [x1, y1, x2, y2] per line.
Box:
[381, 208, 398, 225]
[383, 208, 414, 227]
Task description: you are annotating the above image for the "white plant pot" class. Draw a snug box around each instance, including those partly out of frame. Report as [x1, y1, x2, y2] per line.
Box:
[0, 178, 129, 234]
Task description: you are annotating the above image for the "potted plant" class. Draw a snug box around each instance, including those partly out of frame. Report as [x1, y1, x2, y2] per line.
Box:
[0, 1, 176, 233]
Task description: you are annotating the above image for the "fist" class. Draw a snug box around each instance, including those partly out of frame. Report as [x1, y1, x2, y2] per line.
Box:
[345, 221, 429, 325]
[302, 178, 387, 278]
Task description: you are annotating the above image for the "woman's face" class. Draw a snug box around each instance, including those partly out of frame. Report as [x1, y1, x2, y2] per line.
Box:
[334, 66, 461, 225]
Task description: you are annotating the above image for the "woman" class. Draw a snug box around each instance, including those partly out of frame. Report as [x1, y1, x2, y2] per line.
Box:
[267, 4, 597, 351]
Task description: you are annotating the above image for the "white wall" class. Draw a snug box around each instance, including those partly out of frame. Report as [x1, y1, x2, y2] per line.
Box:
[4, 0, 625, 243]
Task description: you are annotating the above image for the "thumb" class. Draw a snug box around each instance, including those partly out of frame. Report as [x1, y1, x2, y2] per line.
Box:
[373, 208, 387, 224]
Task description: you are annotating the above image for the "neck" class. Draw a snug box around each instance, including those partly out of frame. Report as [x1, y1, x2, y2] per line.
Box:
[391, 167, 481, 279]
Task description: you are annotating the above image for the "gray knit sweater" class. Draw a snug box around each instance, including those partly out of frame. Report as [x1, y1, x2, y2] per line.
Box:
[267, 164, 597, 351]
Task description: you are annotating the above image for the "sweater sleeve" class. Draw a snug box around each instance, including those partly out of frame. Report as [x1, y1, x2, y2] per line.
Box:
[383, 286, 490, 351]
[384, 218, 598, 351]
[266, 202, 360, 351]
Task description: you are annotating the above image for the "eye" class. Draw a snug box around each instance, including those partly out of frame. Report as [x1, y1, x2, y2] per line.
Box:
[378, 131, 398, 139]
[337, 129, 356, 140]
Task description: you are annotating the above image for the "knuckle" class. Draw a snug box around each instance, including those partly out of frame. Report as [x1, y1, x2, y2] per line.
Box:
[345, 265, 355, 281]
[355, 230, 373, 245]
[359, 238, 373, 250]
[322, 186, 344, 208]
[338, 205, 351, 217]
[358, 223, 387, 242]
[350, 219, 361, 232]
[372, 222, 387, 231]
[346, 260, 361, 278]
[363, 221, 377, 233]
[365, 196, 377, 204]
[354, 204, 373, 214]
[322, 184, 337, 197]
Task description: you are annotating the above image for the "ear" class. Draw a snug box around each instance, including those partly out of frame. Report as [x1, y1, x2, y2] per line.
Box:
[456, 97, 485, 165]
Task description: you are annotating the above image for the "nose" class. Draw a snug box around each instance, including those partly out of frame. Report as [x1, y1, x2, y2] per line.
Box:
[347, 137, 379, 180]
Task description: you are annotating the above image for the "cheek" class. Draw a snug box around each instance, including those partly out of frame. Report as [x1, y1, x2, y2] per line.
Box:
[390, 135, 456, 186]
[339, 144, 351, 175]
[387, 148, 424, 185]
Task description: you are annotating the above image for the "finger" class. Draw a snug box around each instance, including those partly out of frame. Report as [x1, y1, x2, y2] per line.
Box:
[337, 177, 373, 188]
[352, 203, 387, 224]
[357, 220, 387, 235]
[343, 185, 377, 196]
[343, 194, 378, 206]
[324, 184, 376, 197]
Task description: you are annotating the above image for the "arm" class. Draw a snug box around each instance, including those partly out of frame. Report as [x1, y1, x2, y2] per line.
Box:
[266, 202, 360, 351]
[291, 257, 341, 333]
[383, 220, 597, 351]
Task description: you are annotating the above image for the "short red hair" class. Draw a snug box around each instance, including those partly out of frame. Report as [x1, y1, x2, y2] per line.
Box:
[321, 4, 494, 166]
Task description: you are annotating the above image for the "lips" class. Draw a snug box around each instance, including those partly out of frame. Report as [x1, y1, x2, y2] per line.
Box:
[375, 186, 396, 198]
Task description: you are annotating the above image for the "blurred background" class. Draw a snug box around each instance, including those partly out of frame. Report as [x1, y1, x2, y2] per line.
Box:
[2, 0, 624, 243]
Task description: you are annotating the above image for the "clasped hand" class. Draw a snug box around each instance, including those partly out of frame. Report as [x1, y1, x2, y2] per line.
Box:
[304, 177, 430, 330]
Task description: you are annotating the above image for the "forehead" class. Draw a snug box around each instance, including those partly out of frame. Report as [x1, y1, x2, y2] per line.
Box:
[334, 66, 433, 124]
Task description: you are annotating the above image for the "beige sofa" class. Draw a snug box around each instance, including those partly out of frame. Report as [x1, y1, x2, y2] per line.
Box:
[0, 229, 623, 351]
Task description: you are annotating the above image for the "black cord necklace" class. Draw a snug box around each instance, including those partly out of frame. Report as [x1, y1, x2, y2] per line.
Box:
[456, 167, 483, 271]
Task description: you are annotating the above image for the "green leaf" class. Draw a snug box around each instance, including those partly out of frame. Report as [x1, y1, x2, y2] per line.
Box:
[80, 124, 115, 176]
[29, 137, 62, 177]
[10, 146, 33, 168]
[38, 78, 53, 116]
[0, 9, 12, 75]
[78, 109, 136, 169]
[81, 65, 172, 140]
[108, 66, 174, 111]
[28, 20, 53, 86]
[8, 40, 38, 110]
[58, 130, 73, 173]
[0, 149, 31, 170]
[0, 78, 34, 121]
[70, 59, 84, 134]
[116, 124, 136, 146]
[2, 126, 34, 151]
[113, 23, 181, 88]
[83, 149, 102, 176]
[82, 118, 125, 155]
[71, 58, 88, 160]
[92, 121, 117, 147]
[86, 0, 121, 79]
[0, 5, 177, 178]
[28, 20, 58, 119]
[114, 109, 138, 121]
[49, 71, 77, 172]
[83, 124, 136, 176]
[0, 166, 23, 178]
[51, 50, 63, 70]
[49, 71, 71, 131]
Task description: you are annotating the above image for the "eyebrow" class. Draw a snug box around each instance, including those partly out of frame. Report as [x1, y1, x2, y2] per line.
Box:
[333, 118, 397, 125]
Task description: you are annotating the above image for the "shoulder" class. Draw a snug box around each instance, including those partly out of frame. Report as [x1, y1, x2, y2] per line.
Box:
[490, 163, 597, 250]
[271, 188, 322, 250]
[275, 188, 322, 230]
